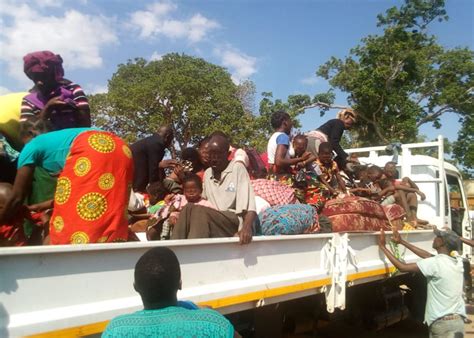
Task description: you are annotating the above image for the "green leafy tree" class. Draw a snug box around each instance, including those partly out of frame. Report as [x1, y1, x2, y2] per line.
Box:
[317, 0, 473, 169]
[453, 115, 474, 171]
[90, 53, 256, 153]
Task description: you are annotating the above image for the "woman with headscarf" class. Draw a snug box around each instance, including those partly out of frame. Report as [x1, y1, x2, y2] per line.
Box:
[0, 117, 134, 244]
[305, 108, 357, 170]
[21, 50, 91, 130]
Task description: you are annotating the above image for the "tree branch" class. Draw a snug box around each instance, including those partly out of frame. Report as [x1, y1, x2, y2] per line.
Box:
[416, 106, 450, 127]
[296, 101, 350, 113]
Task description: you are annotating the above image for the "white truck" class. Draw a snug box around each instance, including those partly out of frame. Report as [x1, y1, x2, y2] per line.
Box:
[0, 136, 471, 337]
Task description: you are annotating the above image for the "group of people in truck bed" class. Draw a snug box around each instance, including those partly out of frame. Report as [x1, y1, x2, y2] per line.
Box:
[0, 50, 428, 246]
[0, 50, 468, 338]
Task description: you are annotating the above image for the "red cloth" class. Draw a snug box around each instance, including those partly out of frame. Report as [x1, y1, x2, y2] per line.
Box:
[0, 207, 31, 246]
[327, 214, 390, 232]
[50, 130, 133, 244]
[251, 179, 297, 206]
[23, 51, 64, 82]
[260, 152, 269, 170]
[382, 204, 406, 222]
[322, 196, 390, 232]
[323, 196, 387, 219]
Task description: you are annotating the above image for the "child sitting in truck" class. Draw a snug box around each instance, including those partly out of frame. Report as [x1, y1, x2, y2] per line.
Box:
[383, 161, 428, 225]
[349, 165, 373, 198]
[290, 134, 327, 209]
[147, 174, 215, 240]
[366, 164, 412, 221]
[315, 142, 347, 197]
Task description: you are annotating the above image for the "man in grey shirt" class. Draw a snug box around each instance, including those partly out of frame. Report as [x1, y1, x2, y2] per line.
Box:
[172, 134, 256, 244]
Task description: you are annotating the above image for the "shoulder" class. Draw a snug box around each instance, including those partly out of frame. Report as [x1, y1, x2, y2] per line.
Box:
[192, 308, 234, 331]
[416, 255, 442, 276]
[203, 167, 213, 181]
[275, 133, 290, 145]
[231, 161, 249, 175]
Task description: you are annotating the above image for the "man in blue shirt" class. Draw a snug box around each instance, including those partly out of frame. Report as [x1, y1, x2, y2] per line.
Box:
[102, 247, 237, 337]
[379, 228, 465, 338]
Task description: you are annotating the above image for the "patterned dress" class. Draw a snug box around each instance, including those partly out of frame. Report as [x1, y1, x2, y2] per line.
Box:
[50, 130, 133, 244]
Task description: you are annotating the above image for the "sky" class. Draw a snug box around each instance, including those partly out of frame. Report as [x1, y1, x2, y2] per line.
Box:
[0, 0, 472, 144]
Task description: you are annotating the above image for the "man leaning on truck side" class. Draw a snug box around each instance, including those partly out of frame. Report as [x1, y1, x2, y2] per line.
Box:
[379, 228, 466, 338]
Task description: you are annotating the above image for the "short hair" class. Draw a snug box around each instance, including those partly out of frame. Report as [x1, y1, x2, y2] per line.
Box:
[293, 134, 307, 143]
[318, 142, 332, 154]
[181, 147, 200, 162]
[134, 247, 181, 303]
[146, 181, 168, 202]
[270, 111, 290, 129]
[182, 173, 203, 191]
[209, 131, 232, 146]
[19, 118, 50, 139]
[209, 133, 230, 153]
[367, 165, 383, 176]
[197, 136, 211, 149]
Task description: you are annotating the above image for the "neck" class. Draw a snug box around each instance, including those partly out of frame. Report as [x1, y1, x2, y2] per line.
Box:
[212, 161, 229, 179]
[276, 128, 287, 134]
[436, 247, 450, 255]
[143, 296, 177, 310]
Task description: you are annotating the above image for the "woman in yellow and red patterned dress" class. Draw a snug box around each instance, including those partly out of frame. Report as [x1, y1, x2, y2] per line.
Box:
[0, 122, 133, 244]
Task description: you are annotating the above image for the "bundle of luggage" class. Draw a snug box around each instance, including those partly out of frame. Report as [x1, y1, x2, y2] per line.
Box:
[322, 196, 405, 232]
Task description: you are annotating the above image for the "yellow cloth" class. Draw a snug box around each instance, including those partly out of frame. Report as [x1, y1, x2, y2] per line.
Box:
[0, 92, 28, 149]
[402, 222, 415, 230]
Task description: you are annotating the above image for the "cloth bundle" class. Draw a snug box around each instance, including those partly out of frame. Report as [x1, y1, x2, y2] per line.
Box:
[322, 196, 391, 232]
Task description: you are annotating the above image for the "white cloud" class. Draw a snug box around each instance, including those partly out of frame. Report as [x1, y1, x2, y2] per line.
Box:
[85, 83, 108, 95]
[300, 76, 319, 85]
[150, 51, 163, 61]
[129, 2, 219, 43]
[0, 86, 12, 95]
[33, 0, 63, 7]
[0, 1, 118, 83]
[215, 47, 257, 84]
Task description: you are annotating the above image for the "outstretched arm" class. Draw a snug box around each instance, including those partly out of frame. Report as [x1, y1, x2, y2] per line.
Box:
[379, 229, 420, 273]
[460, 237, 474, 247]
[391, 228, 433, 259]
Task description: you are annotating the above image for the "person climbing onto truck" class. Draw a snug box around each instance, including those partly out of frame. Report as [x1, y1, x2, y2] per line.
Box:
[305, 108, 357, 171]
[378, 228, 465, 338]
[102, 247, 237, 337]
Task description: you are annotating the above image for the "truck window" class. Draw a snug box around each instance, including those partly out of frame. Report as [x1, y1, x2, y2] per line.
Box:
[447, 174, 465, 236]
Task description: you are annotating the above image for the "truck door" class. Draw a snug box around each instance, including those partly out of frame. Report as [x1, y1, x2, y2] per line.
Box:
[447, 173, 466, 237]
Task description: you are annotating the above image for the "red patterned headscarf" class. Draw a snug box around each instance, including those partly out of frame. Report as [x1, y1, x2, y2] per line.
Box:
[23, 51, 64, 82]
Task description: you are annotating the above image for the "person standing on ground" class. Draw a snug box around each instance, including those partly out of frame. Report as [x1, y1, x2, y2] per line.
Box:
[378, 228, 465, 338]
[102, 247, 237, 337]
[131, 126, 175, 193]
